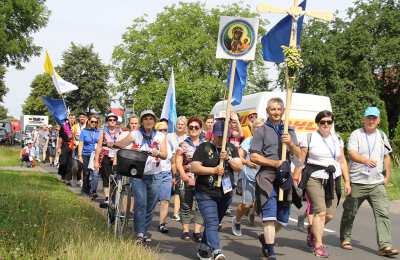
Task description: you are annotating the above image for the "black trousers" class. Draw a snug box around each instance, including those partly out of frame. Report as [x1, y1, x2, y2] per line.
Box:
[58, 143, 72, 180]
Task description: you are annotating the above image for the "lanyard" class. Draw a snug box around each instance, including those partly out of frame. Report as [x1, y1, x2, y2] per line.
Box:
[318, 132, 336, 160]
[364, 132, 377, 159]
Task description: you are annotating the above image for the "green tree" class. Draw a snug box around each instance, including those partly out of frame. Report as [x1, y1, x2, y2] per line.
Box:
[0, 0, 49, 69]
[112, 2, 268, 116]
[0, 65, 8, 119]
[296, 0, 399, 136]
[60, 43, 111, 114]
[22, 73, 57, 115]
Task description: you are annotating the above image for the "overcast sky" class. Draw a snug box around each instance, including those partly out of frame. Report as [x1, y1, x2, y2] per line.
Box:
[4, 0, 354, 117]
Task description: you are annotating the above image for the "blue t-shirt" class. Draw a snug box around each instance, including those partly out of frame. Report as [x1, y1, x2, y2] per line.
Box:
[80, 128, 100, 156]
[240, 137, 259, 182]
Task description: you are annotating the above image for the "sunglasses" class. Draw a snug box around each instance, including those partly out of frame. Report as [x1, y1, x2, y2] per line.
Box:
[319, 120, 333, 125]
[188, 125, 200, 131]
[90, 120, 98, 124]
[248, 114, 257, 119]
[158, 129, 168, 132]
[108, 119, 116, 122]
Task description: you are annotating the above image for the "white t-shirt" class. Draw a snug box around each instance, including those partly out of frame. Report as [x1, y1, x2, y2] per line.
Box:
[130, 130, 165, 175]
[167, 132, 187, 154]
[300, 131, 344, 179]
[347, 128, 391, 184]
[160, 141, 173, 172]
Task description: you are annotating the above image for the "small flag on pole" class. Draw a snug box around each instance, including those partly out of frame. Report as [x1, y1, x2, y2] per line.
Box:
[227, 60, 249, 106]
[44, 50, 78, 94]
[261, 0, 307, 63]
[160, 69, 178, 133]
[42, 96, 68, 125]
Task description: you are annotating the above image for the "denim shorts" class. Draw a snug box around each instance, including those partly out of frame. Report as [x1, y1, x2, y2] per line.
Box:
[261, 188, 290, 226]
[241, 177, 255, 205]
[159, 171, 172, 201]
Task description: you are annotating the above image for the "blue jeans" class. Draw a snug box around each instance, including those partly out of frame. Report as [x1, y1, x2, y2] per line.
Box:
[130, 174, 162, 235]
[196, 191, 232, 254]
[82, 155, 99, 194]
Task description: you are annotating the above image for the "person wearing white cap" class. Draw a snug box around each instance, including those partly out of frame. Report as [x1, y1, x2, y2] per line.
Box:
[115, 109, 168, 244]
[20, 140, 35, 167]
[340, 106, 398, 257]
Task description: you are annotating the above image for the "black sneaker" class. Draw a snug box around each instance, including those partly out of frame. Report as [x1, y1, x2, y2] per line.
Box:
[193, 232, 202, 243]
[197, 249, 211, 260]
[99, 199, 109, 208]
[158, 223, 169, 234]
[181, 232, 191, 241]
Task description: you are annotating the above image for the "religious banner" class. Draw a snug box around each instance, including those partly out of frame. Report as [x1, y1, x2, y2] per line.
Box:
[216, 16, 259, 60]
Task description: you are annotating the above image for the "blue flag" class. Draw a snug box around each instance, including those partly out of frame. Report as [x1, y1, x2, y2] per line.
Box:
[227, 60, 249, 106]
[42, 96, 68, 125]
[261, 0, 307, 63]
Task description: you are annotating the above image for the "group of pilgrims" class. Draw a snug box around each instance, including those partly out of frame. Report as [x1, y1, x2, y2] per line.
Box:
[50, 97, 398, 260]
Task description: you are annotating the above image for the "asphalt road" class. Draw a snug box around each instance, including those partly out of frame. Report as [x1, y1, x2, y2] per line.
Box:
[150, 196, 400, 260]
[7, 166, 398, 260]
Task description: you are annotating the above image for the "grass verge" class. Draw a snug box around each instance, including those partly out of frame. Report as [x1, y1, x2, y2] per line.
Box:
[0, 146, 20, 167]
[387, 167, 400, 200]
[0, 170, 158, 259]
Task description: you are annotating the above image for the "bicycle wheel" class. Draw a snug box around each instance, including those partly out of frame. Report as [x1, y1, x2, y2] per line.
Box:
[114, 178, 124, 237]
[107, 175, 117, 228]
[121, 181, 132, 233]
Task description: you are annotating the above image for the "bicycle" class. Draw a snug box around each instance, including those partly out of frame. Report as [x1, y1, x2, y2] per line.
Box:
[106, 149, 150, 238]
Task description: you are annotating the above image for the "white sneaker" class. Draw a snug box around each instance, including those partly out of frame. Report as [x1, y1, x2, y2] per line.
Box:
[78, 180, 83, 187]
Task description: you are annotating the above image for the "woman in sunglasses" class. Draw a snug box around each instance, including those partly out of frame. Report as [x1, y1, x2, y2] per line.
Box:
[299, 110, 351, 257]
[94, 113, 122, 203]
[78, 115, 101, 197]
[176, 116, 205, 242]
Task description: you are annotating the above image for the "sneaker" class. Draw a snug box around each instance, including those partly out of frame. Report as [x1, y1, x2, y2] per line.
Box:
[197, 249, 211, 260]
[213, 252, 226, 260]
[231, 216, 242, 236]
[135, 235, 145, 246]
[99, 199, 109, 209]
[181, 232, 191, 241]
[144, 233, 152, 242]
[314, 245, 329, 258]
[307, 225, 315, 248]
[172, 213, 181, 222]
[158, 223, 169, 234]
[78, 180, 83, 187]
[193, 232, 202, 243]
[218, 223, 222, 232]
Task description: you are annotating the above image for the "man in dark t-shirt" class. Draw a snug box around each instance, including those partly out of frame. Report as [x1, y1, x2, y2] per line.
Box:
[250, 97, 301, 260]
[191, 119, 243, 260]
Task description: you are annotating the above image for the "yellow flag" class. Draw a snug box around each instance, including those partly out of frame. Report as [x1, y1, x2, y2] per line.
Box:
[43, 50, 54, 76]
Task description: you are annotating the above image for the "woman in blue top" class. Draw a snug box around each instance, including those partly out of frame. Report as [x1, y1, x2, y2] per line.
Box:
[78, 115, 101, 197]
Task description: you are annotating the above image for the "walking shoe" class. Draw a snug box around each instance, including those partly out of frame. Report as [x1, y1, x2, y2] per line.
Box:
[193, 232, 202, 243]
[158, 223, 169, 234]
[213, 252, 226, 260]
[197, 249, 211, 260]
[260, 243, 276, 260]
[225, 207, 233, 217]
[135, 235, 145, 246]
[181, 232, 191, 241]
[172, 213, 181, 221]
[314, 245, 329, 258]
[231, 216, 242, 236]
[378, 247, 399, 257]
[99, 198, 109, 209]
[307, 225, 315, 248]
[144, 233, 152, 242]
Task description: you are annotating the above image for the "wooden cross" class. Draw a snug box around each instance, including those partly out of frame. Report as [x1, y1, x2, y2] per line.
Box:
[257, 0, 333, 200]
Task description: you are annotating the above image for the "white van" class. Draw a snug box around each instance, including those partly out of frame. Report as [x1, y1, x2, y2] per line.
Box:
[210, 91, 333, 134]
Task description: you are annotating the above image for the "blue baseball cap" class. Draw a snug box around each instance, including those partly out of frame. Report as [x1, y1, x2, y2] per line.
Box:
[364, 107, 380, 117]
[213, 119, 225, 137]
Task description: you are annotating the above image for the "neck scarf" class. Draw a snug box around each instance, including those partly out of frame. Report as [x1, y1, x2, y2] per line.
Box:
[139, 127, 157, 147]
[184, 135, 204, 148]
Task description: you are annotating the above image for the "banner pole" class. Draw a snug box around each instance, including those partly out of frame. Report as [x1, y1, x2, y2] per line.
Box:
[217, 59, 237, 187]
